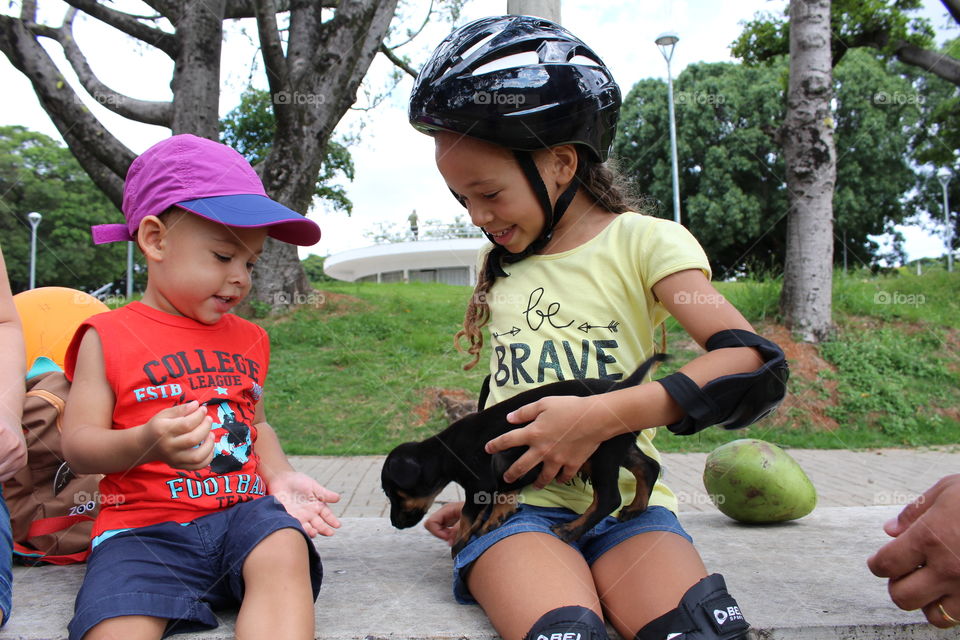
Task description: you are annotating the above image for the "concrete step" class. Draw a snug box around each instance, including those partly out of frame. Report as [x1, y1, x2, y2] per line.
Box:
[4, 506, 956, 639]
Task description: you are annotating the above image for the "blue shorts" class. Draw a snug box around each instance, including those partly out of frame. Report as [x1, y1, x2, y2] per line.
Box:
[452, 504, 692, 605]
[68, 496, 323, 639]
[0, 491, 12, 626]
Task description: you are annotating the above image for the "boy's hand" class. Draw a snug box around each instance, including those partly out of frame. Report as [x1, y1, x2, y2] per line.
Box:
[424, 501, 462, 545]
[141, 400, 214, 470]
[269, 470, 341, 537]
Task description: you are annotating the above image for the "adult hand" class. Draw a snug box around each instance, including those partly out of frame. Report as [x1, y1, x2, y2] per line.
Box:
[867, 474, 960, 628]
[269, 470, 341, 537]
[424, 501, 462, 545]
[140, 400, 214, 470]
[484, 395, 606, 488]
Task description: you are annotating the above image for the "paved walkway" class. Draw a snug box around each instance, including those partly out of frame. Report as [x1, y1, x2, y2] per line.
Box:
[289, 445, 960, 518]
[6, 447, 959, 639]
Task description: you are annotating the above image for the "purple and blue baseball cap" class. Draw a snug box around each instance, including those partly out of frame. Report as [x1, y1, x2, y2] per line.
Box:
[91, 134, 321, 247]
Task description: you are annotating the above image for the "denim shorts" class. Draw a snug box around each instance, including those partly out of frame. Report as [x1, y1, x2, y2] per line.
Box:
[0, 491, 12, 626]
[452, 504, 692, 605]
[68, 496, 323, 639]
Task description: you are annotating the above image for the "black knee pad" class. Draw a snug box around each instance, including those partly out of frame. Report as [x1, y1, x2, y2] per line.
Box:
[524, 605, 609, 640]
[634, 574, 750, 640]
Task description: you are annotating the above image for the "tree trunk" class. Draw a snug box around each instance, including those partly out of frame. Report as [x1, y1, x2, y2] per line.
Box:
[507, 0, 560, 23]
[243, 0, 398, 313]
[1, 0, 399, 315]
[170, 0, 225, 139]
[780, 0, 836, 342]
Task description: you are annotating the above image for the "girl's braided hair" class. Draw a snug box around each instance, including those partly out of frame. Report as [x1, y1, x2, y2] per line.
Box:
[454, 149, 654, 370]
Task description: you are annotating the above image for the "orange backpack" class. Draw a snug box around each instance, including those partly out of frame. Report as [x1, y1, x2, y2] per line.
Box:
[3, 368, 100, 565]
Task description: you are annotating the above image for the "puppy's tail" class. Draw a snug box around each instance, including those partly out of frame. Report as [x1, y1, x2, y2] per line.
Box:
[611, 353, 669, 392]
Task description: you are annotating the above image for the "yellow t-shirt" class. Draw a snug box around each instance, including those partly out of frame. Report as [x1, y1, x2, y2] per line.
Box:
[484, 212, 711, 515]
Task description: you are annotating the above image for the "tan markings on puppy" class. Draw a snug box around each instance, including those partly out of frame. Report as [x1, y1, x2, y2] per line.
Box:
[476, 492, 521, 537]
[396, 489, 443, 514]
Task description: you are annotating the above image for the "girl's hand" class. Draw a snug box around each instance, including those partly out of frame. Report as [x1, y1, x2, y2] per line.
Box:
[485, 395, 608, 488]
[424, 501, 462, 545]
[141, 400, 215, 470]
[269, 471, 341, 537]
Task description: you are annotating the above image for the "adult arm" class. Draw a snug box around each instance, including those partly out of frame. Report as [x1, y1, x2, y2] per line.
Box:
[0, 246, 27, 481]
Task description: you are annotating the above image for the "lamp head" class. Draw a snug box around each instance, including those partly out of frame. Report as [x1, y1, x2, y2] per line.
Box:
[937, 168, 952, 188]
[27, 211, 42, 226]
[655, 31, 679, 47]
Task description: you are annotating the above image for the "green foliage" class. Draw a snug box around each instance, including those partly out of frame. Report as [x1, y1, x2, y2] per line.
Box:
[262, 275, 959, 455]
[614, 52, 921, 275]
[220, 87, 355, 214]
[0, 125, 140, 293]
[730, 0, 935, 67]
[302, 254, 335, 284]
[819, 325, 958, 444]
[262, 282, 481, 455]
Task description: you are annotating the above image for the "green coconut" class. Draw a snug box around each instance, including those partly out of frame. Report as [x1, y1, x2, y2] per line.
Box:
[703, 439, 817, 523]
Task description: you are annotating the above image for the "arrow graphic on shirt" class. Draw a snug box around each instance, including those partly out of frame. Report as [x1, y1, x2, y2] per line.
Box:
[493, 326, 521, 338]
[578, 321, 620, 333]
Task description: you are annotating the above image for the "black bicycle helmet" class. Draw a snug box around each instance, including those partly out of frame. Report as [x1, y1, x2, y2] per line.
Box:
[410, 15, 621, 161]
[410, 15, 622, 279]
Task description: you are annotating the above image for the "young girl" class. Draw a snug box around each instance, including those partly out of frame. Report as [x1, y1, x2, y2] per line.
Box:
[409, 16, 787, 640]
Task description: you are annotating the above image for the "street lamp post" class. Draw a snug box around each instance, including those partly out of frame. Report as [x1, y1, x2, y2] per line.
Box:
[656, 31, 681, 225]
[938, 170, 953, 273]
[27, 211, 42, 289]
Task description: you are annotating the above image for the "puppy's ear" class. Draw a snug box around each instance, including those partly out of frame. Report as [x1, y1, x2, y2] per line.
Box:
[388, 455, 422, 490]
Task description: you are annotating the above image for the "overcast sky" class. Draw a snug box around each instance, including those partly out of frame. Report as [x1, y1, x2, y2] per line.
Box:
[2, 0, 957, 262]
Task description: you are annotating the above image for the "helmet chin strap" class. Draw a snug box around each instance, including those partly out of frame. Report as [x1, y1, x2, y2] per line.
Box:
[484, 150, 579, 280]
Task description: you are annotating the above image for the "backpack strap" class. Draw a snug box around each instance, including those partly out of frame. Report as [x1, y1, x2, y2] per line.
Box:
[27, 513, 94, 538]
[13, 542, 90, 565]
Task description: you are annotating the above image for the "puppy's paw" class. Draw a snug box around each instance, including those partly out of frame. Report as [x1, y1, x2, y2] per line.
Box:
[550, 522, 581, 544]
[617, 505, 648, 522]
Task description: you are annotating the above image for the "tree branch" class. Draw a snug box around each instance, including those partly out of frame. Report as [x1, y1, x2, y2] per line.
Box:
[64, 0, 177, 58]
[895, 41, 960, 85]
[58, 8, 173, 127]
[141, 1, 180, 23]
[253, 0, 290, 106]
[379, 42, 417, 78]
[941, 0, 960, 26]
[226, 0, 341, 19]
[20, 0, 37, 21]
[384, 0, 433, 50]
[0, 15, 133, 208]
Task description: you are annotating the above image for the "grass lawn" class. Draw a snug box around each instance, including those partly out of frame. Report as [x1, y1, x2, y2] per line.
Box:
[260, 268, 960, 455]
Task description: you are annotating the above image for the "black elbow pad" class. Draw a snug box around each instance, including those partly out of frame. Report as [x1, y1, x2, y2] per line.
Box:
[657, 329, 789, 436]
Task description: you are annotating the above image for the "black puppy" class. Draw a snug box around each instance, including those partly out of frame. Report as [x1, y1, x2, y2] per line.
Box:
[382, 354, 666, 556]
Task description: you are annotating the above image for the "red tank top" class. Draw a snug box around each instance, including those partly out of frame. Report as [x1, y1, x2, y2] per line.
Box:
[65, 301, 270, 537]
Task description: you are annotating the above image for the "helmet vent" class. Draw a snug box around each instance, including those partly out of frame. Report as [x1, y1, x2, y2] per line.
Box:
[569, 54, 600, 67]
[460, 32, 498, 62]
[472, 51, 539, 76]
